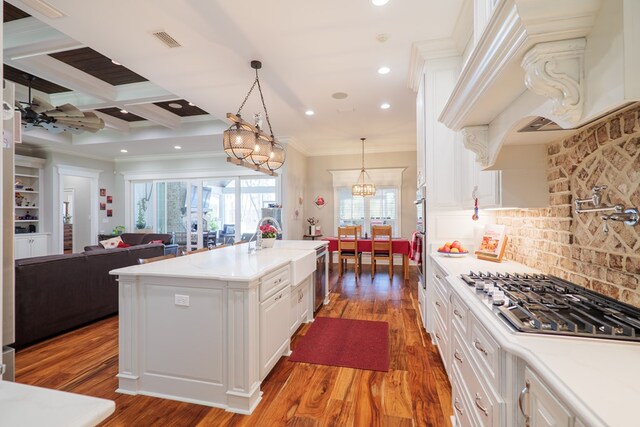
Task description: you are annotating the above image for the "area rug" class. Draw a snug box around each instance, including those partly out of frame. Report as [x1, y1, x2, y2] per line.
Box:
[289, 317, 389, 372]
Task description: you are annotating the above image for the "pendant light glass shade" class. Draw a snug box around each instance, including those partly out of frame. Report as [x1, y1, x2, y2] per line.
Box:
[223, 120, 256, 159]
[266, 140, 286, 171]
[248, 135, 271, 165]
[352, 137, 376, 197]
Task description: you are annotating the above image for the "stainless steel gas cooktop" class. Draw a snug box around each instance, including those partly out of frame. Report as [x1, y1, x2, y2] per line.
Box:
[460, 272, 640, 342]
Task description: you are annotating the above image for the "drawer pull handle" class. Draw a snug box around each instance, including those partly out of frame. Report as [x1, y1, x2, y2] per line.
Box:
[453, 309, 463, 319]
[435, 301, 441, 307]
[454, 351, 463, 363]
[475, 393, 489, 416]
[275, 278, 282, 284]
[435, 274, 444, 280]
[519, 380, 530, 427]
[453, 398, 464, 415]
[435, 332, 441, 340]
[275, 294, 283, 301]
[474, 339, 488, 356]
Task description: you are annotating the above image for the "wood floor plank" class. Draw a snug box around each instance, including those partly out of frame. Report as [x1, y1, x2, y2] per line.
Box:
[14, 267, 452, 426]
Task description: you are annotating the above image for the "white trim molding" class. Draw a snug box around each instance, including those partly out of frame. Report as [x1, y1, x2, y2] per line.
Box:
[461, 125, 490, 168]
[522, 38, 586, 128]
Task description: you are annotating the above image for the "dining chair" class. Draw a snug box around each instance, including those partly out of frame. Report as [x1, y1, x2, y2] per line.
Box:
[138, 253, 176, 264]
[371, 225, 393, 279]
[337, 226, 361, 277]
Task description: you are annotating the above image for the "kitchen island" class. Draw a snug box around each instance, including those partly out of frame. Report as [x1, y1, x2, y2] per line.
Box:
[110, 241, 327, 414]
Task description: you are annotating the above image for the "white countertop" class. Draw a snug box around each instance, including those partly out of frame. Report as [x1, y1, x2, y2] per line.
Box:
[432, 253, 640, 427]
[111, 240, 324, 282]
[0, 381, 114, 427]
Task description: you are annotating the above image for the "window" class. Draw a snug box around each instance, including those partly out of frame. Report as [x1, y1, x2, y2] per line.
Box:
[240, 178, 277, 235]
[336, 186, 400, 236]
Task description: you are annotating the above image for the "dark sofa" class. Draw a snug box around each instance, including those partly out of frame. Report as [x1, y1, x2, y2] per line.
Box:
[14, 243, 164, 349]
[85, 232, 178, 255]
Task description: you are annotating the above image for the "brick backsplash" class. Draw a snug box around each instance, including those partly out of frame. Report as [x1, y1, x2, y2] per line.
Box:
[495, 104, 640, 308]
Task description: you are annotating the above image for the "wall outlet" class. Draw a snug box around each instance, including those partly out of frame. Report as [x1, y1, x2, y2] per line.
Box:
[174, 294, 189, 307]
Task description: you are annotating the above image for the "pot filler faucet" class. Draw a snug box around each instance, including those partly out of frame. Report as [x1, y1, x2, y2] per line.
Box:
[248, 216, 283, 252]
[574, 185, 639, 233]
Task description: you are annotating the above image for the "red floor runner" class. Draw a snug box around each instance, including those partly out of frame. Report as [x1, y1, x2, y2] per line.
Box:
[289, 317, 389, 372]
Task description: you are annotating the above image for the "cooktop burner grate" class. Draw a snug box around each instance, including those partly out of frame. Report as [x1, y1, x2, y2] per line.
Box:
[460, 272, 640, 341]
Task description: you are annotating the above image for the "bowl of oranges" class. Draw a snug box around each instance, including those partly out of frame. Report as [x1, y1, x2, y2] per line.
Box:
[437, 240, 469, 257]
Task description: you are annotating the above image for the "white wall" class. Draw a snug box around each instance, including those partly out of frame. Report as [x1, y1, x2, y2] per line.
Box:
[62, 175, 91, 252]
[304, 151, 418, 238]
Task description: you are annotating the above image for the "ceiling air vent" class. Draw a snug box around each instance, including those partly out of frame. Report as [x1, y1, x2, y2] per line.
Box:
[152, 31, 182, 48]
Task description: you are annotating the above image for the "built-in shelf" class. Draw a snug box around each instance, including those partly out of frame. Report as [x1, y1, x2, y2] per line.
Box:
[16, 220, 40, 223]
[15, 155, 45, 236]
[15, 190, 38, 194]
[15, 206, 39, 209]
[15, 173, 39, 178]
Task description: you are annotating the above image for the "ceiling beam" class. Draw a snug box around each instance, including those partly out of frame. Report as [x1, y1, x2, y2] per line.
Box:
[121, 103, 181, 129]
[48, 81, 176, 110]
[3, 16, 83, 57]
[9, 55, 117, 100]
[93, 111, 131, 133]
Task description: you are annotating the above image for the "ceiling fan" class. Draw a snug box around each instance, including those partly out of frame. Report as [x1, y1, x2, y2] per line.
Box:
[15, 75, 105, 134]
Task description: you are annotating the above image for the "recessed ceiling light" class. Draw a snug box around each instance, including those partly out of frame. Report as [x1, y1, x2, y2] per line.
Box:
[111, 59, 121, 66]
[378, 66, 390, 75]
[120, 109, 128, 114]
[120, 149, 128, 153]
[372, 0, 390, 5]
[174, 145, 182, 150]
[380, 103, 391, 110]
[305, 110, 315, 116]
[188, 102, 195, 106]
[332, 92, 349, 100]
[168, 103, 183, 109]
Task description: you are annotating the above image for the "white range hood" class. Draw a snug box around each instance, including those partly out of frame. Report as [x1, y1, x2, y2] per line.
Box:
[437, 0, 640, 169]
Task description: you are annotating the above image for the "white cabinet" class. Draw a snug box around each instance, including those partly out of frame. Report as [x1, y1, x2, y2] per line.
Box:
[461, 149, 501, 209]
[289, 276, 312, 336]
[522, 368, 574, 427]
[416, 73, 426, 188]
[259, 285, 290, 380]
[15, 234, 48, 259]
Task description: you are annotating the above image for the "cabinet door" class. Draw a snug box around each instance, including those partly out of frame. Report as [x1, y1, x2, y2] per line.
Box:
[524, 368, 573, 427]
[298, 281, 310, 324]
[260, 288, 291, 379]
[14, 237, 31, 259]
[290, 286, 301, 335]
[461, 149, 501, 209]
[30, 235, 48, 257]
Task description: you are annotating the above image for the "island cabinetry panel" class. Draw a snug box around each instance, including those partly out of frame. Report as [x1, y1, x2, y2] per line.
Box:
[289, 276, 313, 336]
[260, 286, 291, 380]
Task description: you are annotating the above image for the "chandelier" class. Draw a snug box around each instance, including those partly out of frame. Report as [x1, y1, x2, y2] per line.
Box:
[352, 137, 376, 197]
[223, 60, 286, 175]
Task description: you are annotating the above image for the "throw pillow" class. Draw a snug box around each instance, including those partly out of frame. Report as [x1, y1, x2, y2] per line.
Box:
[100, 236, 123, 249]
[148, 240, 164, 244]
[117, 241, 131, 248]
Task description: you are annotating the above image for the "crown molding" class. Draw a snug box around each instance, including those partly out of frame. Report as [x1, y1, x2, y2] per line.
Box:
[114, 150, 228, 163]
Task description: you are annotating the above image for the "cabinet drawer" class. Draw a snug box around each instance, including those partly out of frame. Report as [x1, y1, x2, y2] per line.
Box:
[433, 285, 448, 333]
[451, 292, 469, 336]
[260, 266, 290, 302]
[454, 331, 503, 427]
[469, 314, 501, 389]
[452, 364, 479, 427]
[431, 262, 448, 297]
[433, 312, 449, 369]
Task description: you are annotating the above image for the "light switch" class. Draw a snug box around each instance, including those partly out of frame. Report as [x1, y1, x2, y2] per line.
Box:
[174, 294, 189, 307]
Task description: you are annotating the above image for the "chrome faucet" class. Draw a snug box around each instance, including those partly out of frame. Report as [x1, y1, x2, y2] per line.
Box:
[601, 208, 640, 233]
[575, 185, 610, 213]
[248, 216, 282, 252]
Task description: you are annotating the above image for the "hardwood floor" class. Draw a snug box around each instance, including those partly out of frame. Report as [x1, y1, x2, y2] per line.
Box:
[15, 267, 452, 426]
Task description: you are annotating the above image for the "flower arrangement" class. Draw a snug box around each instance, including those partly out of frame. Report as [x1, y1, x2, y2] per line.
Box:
[260, 224, 278, 238]
[306, 217, 319, 226]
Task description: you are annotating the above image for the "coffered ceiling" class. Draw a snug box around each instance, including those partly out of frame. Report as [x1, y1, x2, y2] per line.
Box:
[3, 0, 467, 159]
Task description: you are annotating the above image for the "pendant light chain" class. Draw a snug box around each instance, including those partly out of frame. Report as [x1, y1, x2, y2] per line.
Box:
[235, 74, 259, 116]
[255, 71, 275, 137]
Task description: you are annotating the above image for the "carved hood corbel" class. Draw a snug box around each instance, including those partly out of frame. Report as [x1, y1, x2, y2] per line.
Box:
[522, 38, 586, 127]
[461, 125, 490, 168]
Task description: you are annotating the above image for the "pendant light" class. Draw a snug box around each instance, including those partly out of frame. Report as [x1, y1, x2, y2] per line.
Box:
[352, 137, 376, 197]
[223, 60, 286, 173]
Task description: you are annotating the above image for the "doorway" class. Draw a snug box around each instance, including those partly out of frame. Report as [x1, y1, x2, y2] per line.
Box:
[56, 165, 100, 254]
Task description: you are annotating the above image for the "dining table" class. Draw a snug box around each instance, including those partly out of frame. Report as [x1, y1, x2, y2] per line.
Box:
[322, 237, 412, 279]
